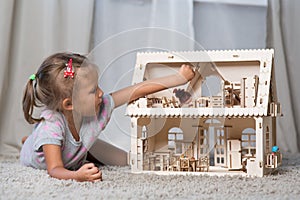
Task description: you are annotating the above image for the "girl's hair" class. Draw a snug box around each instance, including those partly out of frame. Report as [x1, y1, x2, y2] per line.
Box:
[23, 52, 92, 124]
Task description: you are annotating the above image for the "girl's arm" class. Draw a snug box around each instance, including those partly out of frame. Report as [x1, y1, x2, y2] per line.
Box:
[111, 64, 195, 108]
[43, 144, 101, 182]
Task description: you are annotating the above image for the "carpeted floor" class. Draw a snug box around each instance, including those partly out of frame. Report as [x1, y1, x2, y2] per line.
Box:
[1, 152, 300, 200]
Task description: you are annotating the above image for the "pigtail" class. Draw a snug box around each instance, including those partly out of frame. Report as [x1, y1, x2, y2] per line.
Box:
[22, 76, 43, 124]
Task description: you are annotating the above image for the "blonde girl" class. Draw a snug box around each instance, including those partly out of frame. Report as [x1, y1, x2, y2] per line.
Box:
[21, 52, 195, 182]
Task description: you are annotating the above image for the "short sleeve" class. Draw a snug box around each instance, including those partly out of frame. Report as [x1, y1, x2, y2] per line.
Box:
[32, 110, 65, 151]
[97, 94, 115, 130]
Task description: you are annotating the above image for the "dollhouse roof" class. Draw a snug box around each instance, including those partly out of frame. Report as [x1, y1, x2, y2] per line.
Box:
[126, 49, 278, 118]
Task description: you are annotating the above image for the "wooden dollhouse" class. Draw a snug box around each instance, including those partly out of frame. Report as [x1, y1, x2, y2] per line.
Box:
[127, 49, 282, 177]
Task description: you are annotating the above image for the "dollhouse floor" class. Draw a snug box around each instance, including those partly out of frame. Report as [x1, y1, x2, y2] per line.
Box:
[134, 166, 247, 177]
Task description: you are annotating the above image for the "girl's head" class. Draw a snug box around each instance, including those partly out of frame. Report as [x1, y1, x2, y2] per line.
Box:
[23, 52, 103, 124]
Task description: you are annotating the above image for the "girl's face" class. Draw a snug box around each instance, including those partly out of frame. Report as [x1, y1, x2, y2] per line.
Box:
[73, 66, 103, 117]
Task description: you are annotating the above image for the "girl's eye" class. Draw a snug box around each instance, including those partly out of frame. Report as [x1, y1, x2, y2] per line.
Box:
[90, 87, 97, 94]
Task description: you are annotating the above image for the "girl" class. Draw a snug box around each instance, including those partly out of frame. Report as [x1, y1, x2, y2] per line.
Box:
[20, 52, 195, 182]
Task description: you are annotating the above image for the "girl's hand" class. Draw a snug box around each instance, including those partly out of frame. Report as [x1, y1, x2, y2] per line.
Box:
[75, 163, 102, 182]
[111, 64, 195, 107]
[178, 64, 195, 83]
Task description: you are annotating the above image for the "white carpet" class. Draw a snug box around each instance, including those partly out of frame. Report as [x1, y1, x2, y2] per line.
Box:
[1, 152, 300, 200]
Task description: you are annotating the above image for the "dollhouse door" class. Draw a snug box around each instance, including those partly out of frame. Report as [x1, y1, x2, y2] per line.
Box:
[197, 128, 209, 159]
[214, 127, 227, 167]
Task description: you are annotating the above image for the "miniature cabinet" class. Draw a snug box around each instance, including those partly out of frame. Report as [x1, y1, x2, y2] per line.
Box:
[127, 49, 282, 177]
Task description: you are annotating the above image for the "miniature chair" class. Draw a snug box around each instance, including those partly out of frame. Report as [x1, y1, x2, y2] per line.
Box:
[265, 146, 282, 169]
[167, 157, 180, 171]
[162, 96, 170, 108]
[180, 157, 190, 171]
[196, 156, 209, 172]
[266, 153, 277, 168]
[189, 157, 197, 172]
[171, 96, 180, 108]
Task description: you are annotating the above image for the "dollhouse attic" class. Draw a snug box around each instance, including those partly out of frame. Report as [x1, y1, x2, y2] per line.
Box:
[126, 49, 282, 177]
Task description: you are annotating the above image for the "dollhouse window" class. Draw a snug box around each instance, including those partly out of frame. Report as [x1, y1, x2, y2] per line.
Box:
[168, 127, 183, 155]
[241, 128, 256, 157]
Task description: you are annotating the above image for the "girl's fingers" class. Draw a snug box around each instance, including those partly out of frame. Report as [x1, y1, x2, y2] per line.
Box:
[90, 171, 102, 181]
[83, 162, 95, 169]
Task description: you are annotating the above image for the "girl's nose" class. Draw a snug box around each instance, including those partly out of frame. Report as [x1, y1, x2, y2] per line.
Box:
[98, 87, 103, 98]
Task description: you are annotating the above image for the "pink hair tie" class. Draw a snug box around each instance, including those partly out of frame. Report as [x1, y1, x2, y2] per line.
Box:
[64, 58, 75, 78]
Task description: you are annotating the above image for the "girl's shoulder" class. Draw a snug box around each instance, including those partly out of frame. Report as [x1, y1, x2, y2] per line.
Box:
[33, 109, 66, 138]
[40, 109, 65, 124]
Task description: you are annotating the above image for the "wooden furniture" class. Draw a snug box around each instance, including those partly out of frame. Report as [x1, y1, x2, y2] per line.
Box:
[197, 156, 209, 172]
[180, 157, 190, 171]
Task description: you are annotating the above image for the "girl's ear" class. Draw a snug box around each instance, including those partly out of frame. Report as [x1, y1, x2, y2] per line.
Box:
[62, 98, 73, 111]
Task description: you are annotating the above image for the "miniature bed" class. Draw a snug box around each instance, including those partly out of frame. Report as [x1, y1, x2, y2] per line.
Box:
[127, 49, 282, 177]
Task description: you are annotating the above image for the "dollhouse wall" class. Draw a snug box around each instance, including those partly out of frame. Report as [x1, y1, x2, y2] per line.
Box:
[137, 117, 198, 152]
[144, 63, 194, 99]
[215, 61, 260, 82]
[223, 118, 255, 139]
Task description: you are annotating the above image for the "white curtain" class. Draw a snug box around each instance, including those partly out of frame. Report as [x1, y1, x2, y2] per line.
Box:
[90, 0, 195, 153]
[0, 0, 94, 156]
[2, 0, 294, 160]
[193, 1, 267, 50]
[267, 0, 300, 153]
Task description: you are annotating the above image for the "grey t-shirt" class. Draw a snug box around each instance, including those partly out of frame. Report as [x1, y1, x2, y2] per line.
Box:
[20, 94, 114, 170]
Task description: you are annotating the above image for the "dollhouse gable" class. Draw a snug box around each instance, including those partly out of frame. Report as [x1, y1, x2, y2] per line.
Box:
[127, 49, 282, 177]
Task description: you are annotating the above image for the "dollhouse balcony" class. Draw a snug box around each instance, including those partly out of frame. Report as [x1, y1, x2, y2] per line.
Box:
[126, 106, 267, 118]
[265, 152, 282, 169]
